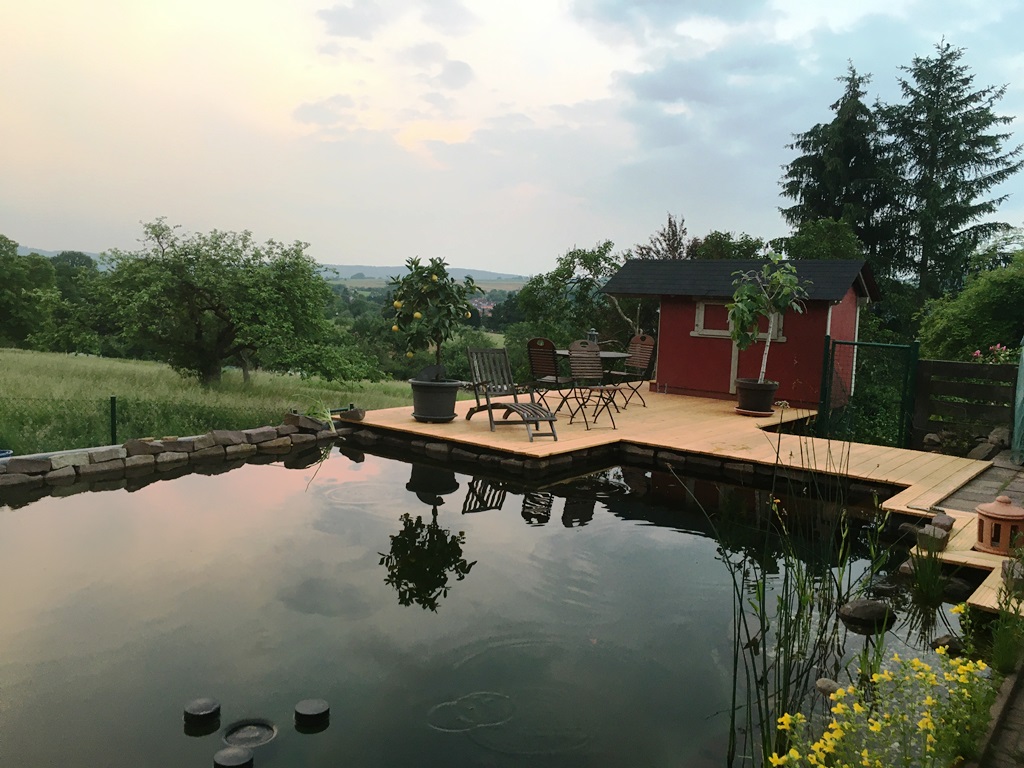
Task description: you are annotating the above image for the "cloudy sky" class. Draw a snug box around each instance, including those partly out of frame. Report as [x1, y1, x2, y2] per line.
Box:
[3, 0, 1023, 275]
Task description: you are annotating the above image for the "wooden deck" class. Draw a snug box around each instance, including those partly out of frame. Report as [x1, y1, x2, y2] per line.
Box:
[359, 390, 990, 518]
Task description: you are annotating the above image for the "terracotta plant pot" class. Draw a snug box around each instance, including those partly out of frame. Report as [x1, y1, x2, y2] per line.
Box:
[735, 378, 779, 416]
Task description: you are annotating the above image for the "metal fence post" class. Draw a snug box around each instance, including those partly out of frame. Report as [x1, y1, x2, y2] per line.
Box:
[110, 396, 117, 445]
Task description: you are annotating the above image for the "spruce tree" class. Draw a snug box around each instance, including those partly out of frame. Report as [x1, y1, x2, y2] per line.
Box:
[881, 41, 1023, 300]
[780, 64, 896, 277]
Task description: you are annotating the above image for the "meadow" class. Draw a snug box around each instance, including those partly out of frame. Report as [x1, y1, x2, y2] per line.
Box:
[0, 349, 413, 455]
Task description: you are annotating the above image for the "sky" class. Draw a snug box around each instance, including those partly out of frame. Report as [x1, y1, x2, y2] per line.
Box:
[3, 0, 1024, 275]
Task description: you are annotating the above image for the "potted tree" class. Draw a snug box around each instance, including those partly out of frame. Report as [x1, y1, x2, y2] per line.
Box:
[727, 253, 811, 415]
[389, 256, 481, 423]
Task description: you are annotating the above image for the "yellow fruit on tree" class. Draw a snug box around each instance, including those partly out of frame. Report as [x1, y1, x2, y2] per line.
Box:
[393, 300, 402, 309]
[465, 312, 471, 318]
[431, 274, 438, 281]
[406, 351, 414, 358]
[392, 325, 399, 332]
[413, 312, 422, 319]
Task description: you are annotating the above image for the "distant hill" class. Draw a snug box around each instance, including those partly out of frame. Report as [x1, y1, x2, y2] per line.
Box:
[17, 246, 102, 259]
[14, 249, 526, 281]
[320, 264, 527, 281]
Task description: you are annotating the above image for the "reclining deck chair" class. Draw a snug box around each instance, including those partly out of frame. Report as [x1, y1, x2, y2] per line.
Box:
[465, 347, 558, 442]
[607, 333, 656, 408]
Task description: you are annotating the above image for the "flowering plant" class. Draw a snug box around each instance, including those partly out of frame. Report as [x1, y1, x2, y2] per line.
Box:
[388, 257, 480, 374]
[770, 645, 997, 767]
[971, 343, 1020, 365]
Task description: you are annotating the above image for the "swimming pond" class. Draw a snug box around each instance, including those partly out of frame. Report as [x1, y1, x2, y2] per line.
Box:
[0, 448, 943, 767]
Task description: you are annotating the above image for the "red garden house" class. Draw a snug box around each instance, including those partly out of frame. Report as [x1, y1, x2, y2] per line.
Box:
[602, 259, 879, 410]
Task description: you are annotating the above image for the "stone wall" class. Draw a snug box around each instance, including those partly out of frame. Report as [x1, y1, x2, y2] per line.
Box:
[0, 413, 337, 508]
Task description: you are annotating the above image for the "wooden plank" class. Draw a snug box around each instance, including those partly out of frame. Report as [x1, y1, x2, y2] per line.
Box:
[968, 568, 1005, 613]
[921, 360, 1016, 382]
[929, 401, 1013, 423]
[930, 379, 1016, 401]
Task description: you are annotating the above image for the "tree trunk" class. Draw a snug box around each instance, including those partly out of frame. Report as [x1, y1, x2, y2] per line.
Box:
[758, 313, 775, 383]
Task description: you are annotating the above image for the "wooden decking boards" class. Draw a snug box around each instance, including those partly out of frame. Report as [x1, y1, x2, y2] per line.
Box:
[358, 389, 990, 518]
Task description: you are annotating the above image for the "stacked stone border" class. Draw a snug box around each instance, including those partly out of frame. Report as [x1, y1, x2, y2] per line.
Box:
[0, 413, 337, 507]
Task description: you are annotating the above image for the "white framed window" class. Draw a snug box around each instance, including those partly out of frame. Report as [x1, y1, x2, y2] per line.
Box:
[690, 301, 787, 342]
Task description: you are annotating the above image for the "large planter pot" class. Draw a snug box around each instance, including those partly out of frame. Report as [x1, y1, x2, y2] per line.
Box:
[735, 378, 779, 416]
[409, 378, 463, 423]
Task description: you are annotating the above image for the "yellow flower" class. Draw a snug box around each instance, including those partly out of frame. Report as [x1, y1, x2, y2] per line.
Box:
[924, 695, 937, 707]
[768, 753, 788, 766]
[788, 748, 801, 761]
[853, 702, 866, 714]
[832, 702, 848, 715]
[777, 713, 795, 731]
[978, 660, 989, 671]
[892, 652, 901, 662]
[868, 719, 882, 733]
[936, 645, 947, 655]
[950, 603, 965, 615]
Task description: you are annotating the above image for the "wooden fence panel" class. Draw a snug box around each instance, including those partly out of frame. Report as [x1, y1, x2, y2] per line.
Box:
[911, 360, 1016, 450]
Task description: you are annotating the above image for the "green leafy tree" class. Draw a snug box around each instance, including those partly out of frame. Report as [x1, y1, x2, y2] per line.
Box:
[780, 65, 896, 276]
[387, 256, 480, 372]
[728, 254, 812, 383]
[629, 212, 689, 260]
[918, 250, 1024, 360]
[687, 231, 766, 260]
[0, 235, 57, 347]
[105, 219, 375, 384]
[881, 41, 1024, 300]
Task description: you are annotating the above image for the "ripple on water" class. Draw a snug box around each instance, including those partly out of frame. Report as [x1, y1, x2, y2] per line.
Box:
[427, 692, 514, 733]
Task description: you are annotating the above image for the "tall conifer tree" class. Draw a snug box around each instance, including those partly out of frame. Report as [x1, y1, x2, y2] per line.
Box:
[881, 41, 1023, 300]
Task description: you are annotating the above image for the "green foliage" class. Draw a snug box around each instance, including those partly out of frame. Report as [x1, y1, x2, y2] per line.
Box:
[917, 252, 1024, 360]
[104, 219, 370, 385]
[881, 41, 1024, 301]
[728, 254, 812, 383]
[688, 230, 765, 260]
[387, 256, 481, 370]
[780, 65, 897, 279]
[772, 219, 865, 262]
[0, 235, 57, 347]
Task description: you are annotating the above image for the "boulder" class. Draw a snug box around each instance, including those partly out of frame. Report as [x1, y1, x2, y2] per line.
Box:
[243, 426, 279, 445]
[123, 439, 166, 456]
[931, 634, 966, 656]
[49, 451, 91, 470]
[283, 412, 332, 433]
[838, 598, 896, 635]
[6, 457, 51, 475]
[967, 442, 1001, 461]
[209, 430, 246, 446]
[88, 446, 127, 463]
[815, 678, 841, 697]
[930, 513, 955, 532]
[916, 524, 949, 552]
[940, 576, 974, 603]
[989, 426, 1011, 448]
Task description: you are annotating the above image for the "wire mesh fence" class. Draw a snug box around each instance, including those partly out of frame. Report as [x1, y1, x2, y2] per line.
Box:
[817, 339, 918, 448]
[0, 396, 284, 456]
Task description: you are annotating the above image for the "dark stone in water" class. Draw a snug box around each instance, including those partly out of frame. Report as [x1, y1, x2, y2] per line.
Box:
[931, 634, 965, 656]
[838, 598, 896, 635]
[213, 746, 253, 768]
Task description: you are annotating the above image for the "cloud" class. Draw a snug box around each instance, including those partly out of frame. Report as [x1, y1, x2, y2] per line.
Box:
[317, 0, 392, 40]
[293, 94, 356, 125]
[400, 42, 447, 67]
[420, 0, 479, 36]
[435, 59, 473, 89]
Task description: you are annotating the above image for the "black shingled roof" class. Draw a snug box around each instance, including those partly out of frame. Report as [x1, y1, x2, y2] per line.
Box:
[601, 259, 880, 302]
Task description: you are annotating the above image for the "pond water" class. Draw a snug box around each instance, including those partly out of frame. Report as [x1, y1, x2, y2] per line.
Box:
[0, 448, 939, 767]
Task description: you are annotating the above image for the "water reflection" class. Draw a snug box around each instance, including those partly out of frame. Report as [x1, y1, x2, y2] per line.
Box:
[378, 465, 476, 611]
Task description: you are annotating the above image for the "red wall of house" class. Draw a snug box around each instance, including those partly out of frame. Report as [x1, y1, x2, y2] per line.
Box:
[655, 292, 861, 410]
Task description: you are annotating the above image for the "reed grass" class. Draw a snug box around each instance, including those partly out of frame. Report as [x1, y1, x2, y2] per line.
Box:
[0, 349, 413, 454]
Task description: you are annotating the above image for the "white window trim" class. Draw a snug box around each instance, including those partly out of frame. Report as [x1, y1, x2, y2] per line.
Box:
[690, 300, 787, 342]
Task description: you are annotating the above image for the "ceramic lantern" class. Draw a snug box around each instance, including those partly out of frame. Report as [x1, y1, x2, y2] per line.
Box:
[974, 495, 1024, 555]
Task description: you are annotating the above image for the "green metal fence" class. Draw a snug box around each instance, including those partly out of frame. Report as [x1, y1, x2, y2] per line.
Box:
[817, 336, 918, 448]
[0, 396, 283, 456]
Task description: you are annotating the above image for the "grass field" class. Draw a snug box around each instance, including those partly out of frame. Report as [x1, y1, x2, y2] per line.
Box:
[0, 349, 414, 455]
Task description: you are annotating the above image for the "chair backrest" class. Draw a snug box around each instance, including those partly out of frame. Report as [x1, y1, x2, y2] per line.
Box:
[527, 337, 560, 379]
[567, 339, 604, 383]
[467, 347, 518, 397]
[624, 334, 656, 374]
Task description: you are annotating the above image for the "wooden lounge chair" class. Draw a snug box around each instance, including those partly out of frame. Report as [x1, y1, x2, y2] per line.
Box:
[465, 347, 558, 441]
[565, 339, 623, 430]
[606, 333, 656, 408]
[526, 337, 574, 412]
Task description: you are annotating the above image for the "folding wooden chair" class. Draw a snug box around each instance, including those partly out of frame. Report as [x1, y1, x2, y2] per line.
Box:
[606, 333, 656, 408]
[526, 337, 574, 412]
[465, 347, 558, 441]
[565, 339, 623, 430]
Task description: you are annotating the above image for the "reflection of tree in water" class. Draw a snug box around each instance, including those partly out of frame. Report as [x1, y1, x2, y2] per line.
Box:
[379, 505, 476, 611]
